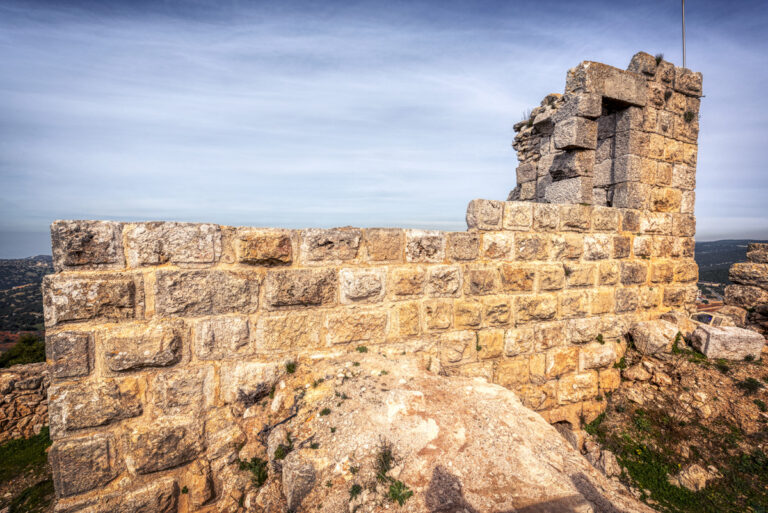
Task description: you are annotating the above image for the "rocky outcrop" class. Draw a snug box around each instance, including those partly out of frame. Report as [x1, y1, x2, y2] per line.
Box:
[0, 362, 48, 443]
[724, 243, 768, 337]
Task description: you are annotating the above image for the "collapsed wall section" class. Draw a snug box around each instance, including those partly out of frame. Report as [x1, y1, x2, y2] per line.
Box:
[43, 200, 698, 512]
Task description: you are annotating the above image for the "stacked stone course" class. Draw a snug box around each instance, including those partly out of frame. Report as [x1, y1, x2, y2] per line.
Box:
[42, 52, 702, 512]
[0, 363, 49, 444]
[724, 243, 768, 336]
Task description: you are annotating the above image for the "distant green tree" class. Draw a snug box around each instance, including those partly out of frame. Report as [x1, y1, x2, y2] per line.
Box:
[0, 333, 45, 368]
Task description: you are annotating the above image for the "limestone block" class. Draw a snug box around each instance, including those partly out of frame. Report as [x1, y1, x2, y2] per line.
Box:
[439, 331, 476, 365]
[640, 213, 673, 235]
[300, 228, 361, 263]
[534, 321, 567, 351]
[567, 317, 603, 344]
[500, 264, 535, 292]
[482, 232, 514, 259]
[219, 361, 280, 404]
[515, 234, 549, 261]
[591, 289, 615, 315]
[630, 320, 678, 355]
[50, 434, 118, 497]
[446, 232, 479, 261]
[559, 204, 592, 232]
[729, 263, 768, 290]
[325, 309, 388, 344]
[264, 269, 336, 308]
[51, 220, 124, 271]
[454, 300, 482, 328]
[563, 263, 596, 288]
[613, 236, 631, 259]
[621, 209, 642, 232]
[153, 366, 215, 415]
[118, 478, 179, 513]
[533, 204, 560, 231]
[465, 267, 500, 295]
[671, 164, 695, 190]
[549, 233, 583, 261]
[504, 327, 534, 356]
[477, 329, 504, 359]
[725, 284, 768, 308]
[583, 234, 612, 261]
[674, 67, 703, 96]
[539, 264, 565, 291]
[124, 222, 221, 267]
[43, 273, 143, 327]
[627, 51, 657, 77]
[691, 325, 764, 361]
[340, 268, 386, 303]
[126, 422, 203, 475]
[552, 93, 602, 122]
[466, 199, 504, 231]
[236, 229, 293, 266]
[614, 130, 650, 158]
[394, 302, 420, 336]
[256, 312, 322, 351]
[747, 243, 768, 263]
[46, 331, 91, 379]
[390, 267, 426, 297]
[516, 163, 537, 183]
[598, 368, 621, 392]
[566, 61, 647, 106]
[424, 300, 452, 330]
[483, 297, 512, 327]
[193, 315, 251, 359]
[546, 346, 579, 377]
[363, 228, 404, 262]
[592, 207, 620, 232]
[557, 372, 598, 404]
[553, 118, 597, 150]
[104, 322, 182, 372]
[283, 453, 316, 512]
[650, 261, 673, 283]
[155, 269, 259, 315]
[674, 261, 698, 283]
[49, 378, 142, 438]
[559, 290, 590, 318]
[549, 150, 595, 179]
[598, 262, 620, 285]
[621, 261, 648, 285]
[495, 357, 530, 388]
[650, 187, 682, 213]
[405, 230, 446, 262]
[663, 284, 697, 307]
[615, 288, 639, 313]
[580, 342, 617, 370]
[515, 295, 557, 324]
[426, 266, 462, 297]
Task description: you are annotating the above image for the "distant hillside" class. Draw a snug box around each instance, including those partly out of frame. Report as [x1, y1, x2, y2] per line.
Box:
[0, 256, 52, 332]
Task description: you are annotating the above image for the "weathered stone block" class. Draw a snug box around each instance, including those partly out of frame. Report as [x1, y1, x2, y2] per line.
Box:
[591, 289, 615, 315]
[426, 266, 462, 297]
[533, 204, 559, 231]
[557, 372, 598, 404]
[220, 361, 279, 404]
[563, 263, 595, 288]
[650, 261, 673, 283]
[674, 261, 698, 283]
[452, 300, 481, 329]
[446, 232, 479, 261]
[592, 207, 620, 232]
[390, 267, 426, 297]
[515, 295, 557, 324]
[465, 267, 500, 295]
[50, 435, 118, 497]
[325, 310, 388, 344]
[549, 150, 595, 179]
[466, 199, 503, 230]
[534, 321, 567, 351]
[51, 220, 124, 271]
[663, 285, 697, 307]
[43, 274, 143, 327]
[553, 92, 602, 121]
[153, 366, 215, 415]
[566, 61, 647, 106]
[236, 229, 293, 265]
[543, 176, 593, 204]
[405, 230, 446, 262]
[300, 228, 361, 263]
[598, 261, 620, 285]
[612, 182, 648, 210]
[725, 284, 768, 308]
[46, 331, 91, 379]
[729, 263, 768, 290]
[598, 368, 621, 392]
[567, 317, 602, 344]
[747, 243, 768, 264]
[503, 202, 533, 231]
[126, 422, 203, 474]
[559, 290, 590, 318]
[495, 357, 530, 388]
[363, 228, 404, 262]
[583, 234, 612, 260]
[104, 322, 182, 372]
[255, 312, 321, 350]
[340, 268, 386, 303]
[156, 270, 259, 315]
[553, 117, 597, 150]
[691, 325, 763, 361]
[394, 302, 420, 336]
[439, 331, 475, 365]
[558, 204, 591, 232]
[482, 232, 514, 259]
[516, 163, 537, 183]
[504, 327, 534, 356]
[539, 264, 565, 291]
[125, 222, 221, 267]
[49, 378, 142, 438]
[621, 261, 648, 285]
[674, 67, 703, 96]
[424, 299, 452, 330]
[193, 315, 251, 359]
[483, 297, 511, 326]
[630, 320, 678, 355]
[515, 234, 549, 261]
[546, 346, 579, 377]
[613, 235, 631, 258]
[615, 288, 639, 312]
[477, 329, 504, 359]
[264, 269, 336, 308]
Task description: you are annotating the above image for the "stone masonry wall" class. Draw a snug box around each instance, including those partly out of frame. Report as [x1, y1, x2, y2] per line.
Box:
[42, 53, 701, 512]
[724, 243, 768, 336]
[0, 363, 49, 444]
[44, 201, 697, 512]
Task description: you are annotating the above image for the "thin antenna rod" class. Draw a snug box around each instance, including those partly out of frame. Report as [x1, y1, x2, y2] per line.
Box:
[682, 0, 686, 68]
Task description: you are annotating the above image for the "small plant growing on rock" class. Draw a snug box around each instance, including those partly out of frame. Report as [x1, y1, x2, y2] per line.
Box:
[181, 486, 188, 494]
[238, 457, 268, 488]
[715, 359, 731, 374]
[614, 357, 627, 370]
[684, 110, 696, 123]
[736, 378, 764, 394]
[376, 444, 395, 482]
[744, 354, 755, 362]
[330, 427, 336, 433]
[388, 480, 414, 506]
[349, 484, 362, 499]
[664, 89, 673, 101]
[326, 480, 333, 488]
[596, 334, 605, 345]
[655, 53, 664, 65]
[350, 466, 359, 475]
[274, 433, 294, 460]
[320, 408, 331, 416]
[356, 346, 368, 353]
[754, 399, 767, 413]
[285, 360, 296, 374]
[310, 442, 320, 450]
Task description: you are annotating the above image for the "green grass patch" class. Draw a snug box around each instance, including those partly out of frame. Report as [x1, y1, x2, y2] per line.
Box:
[0, 334, 45, 368]
[387, 480, 414, 506]
[238, 456, 268, 488]
[8, 478, 54, 513]
[0, 427, 51, 483]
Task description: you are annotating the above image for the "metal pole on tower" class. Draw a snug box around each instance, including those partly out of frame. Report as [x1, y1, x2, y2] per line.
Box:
[682, 0, 687, 68]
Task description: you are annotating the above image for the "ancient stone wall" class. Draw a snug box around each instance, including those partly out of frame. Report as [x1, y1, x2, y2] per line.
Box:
[724, 243, 768, 336]
[0, 363, 49, 444]
[510, 52, 702, 212]
[42, 52, 702, 512]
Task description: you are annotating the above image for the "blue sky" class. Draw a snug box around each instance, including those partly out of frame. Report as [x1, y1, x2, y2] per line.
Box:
[1, 0, 766, 258]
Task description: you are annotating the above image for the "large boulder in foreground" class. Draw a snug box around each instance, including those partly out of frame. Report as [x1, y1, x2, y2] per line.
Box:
[243, 354, 653, 513]
[691, 325, 765, 360]
[630, 319, 679, 355]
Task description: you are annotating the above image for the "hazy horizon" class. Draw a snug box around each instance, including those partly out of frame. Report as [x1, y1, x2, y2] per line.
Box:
[1, 0, 767, 258]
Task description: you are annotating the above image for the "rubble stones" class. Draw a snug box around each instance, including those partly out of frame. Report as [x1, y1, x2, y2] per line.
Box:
[690, 325, 765, 361]
[629, 320, 678, 355]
